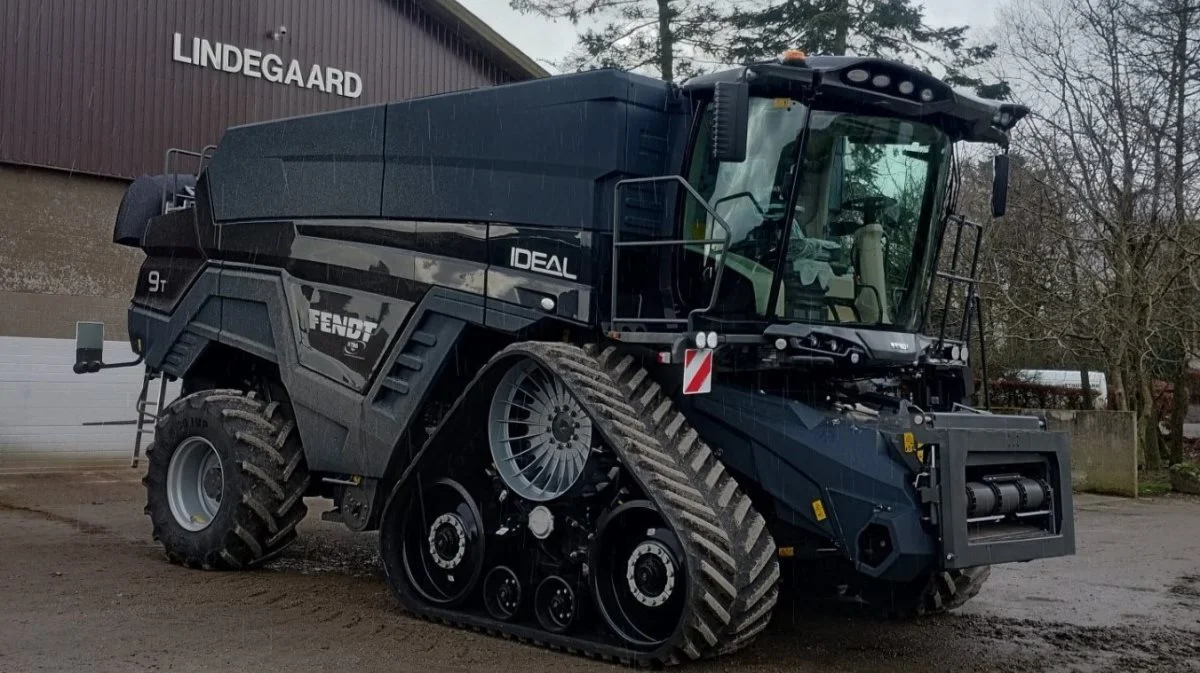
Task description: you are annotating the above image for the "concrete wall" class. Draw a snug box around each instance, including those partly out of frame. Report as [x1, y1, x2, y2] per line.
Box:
[0, 336, 180, 474]
[0, 164, 140, 339]
[1002, 408, 1139, 497]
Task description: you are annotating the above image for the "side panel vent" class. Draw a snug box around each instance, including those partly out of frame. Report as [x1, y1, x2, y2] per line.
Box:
[372, 316, 463, 423]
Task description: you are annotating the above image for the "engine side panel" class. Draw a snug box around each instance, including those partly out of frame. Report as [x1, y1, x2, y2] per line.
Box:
[132, 262, 491, 476]
[283, 276, 414, 393]
[486, 225, 596, 325]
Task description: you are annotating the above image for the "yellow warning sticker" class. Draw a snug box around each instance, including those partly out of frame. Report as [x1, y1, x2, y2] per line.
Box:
[903, 432, 916, 453]
[917, 449, 925, 463]
[812, 499, 827, 521]
[773, 97, 791, 108]
[777, 546, 795, 558]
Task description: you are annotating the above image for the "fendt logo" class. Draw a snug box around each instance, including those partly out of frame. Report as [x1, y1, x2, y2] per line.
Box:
[510, 247, 578, 280]
[308, 309, 379, 342]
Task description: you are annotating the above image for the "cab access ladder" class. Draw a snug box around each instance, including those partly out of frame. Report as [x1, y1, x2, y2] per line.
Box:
[131, 368, 169, 469]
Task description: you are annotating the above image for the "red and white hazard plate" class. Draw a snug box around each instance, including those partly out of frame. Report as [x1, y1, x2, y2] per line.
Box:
[682, 348, 713, 395]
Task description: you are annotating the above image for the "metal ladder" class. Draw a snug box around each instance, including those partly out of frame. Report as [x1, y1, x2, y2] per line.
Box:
[920, 213, 992, 408]
[131, 368, 169, 469]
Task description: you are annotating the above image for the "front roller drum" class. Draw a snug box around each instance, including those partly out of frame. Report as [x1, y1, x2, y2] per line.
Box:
[591, 501, 687, 649]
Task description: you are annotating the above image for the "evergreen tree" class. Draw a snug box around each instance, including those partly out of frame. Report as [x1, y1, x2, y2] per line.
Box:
[725, 0, 1010, 98]
[508, 0, 729, 81]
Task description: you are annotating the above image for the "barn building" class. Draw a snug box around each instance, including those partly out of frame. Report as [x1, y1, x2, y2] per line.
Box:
[0, 0, 544, 339]
[0, 0, 542, 470]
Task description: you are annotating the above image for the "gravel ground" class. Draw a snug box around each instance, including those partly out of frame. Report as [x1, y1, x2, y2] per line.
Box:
[1, 471, 1198, 673]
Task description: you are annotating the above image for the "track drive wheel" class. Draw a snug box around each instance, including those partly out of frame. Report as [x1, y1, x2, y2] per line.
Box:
[143, 389, 310, 569]
[856, 566, 992, 619]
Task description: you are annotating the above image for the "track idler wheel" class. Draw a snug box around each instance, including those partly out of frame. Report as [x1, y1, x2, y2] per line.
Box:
[393, 477, 486, 608]
[483, 566, 524, 621]
[591, 500, 687, 649]
[535, 575, 580, 634]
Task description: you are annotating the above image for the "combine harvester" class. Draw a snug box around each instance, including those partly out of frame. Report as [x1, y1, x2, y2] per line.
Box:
[73, 50, 1075, 665]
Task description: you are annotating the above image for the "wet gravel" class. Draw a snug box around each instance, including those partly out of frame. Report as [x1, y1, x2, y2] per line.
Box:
[1, 472, 1198, 673]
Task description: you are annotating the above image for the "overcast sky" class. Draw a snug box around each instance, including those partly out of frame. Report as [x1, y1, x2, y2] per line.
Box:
[457, 0, 1006, 73]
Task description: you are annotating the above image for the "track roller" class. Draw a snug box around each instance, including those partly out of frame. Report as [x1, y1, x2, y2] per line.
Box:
[483, 566, 523, 621]
[534, 576, 580, 634]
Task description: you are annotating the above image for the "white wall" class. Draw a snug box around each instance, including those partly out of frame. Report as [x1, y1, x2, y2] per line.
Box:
[1014, 368, 1109, 409]
[0, 336, 180, 473]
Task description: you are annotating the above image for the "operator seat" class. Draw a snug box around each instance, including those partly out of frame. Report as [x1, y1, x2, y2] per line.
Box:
[852, 222, 890, 324]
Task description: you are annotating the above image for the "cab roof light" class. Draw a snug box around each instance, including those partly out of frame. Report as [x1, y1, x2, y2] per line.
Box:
[780, 49, 807, 64]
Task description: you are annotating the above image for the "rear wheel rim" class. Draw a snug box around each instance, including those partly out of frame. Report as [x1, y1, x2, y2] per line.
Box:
[166, 437, 223, 532]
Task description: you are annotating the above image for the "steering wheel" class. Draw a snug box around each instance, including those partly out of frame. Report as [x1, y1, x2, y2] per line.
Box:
[828, 220, 863, 237]
[840, 195, 898, 226]
[712, 191, 766, 217]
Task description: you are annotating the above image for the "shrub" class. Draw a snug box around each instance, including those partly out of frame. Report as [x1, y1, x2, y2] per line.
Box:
[988, 379, 1092, 410]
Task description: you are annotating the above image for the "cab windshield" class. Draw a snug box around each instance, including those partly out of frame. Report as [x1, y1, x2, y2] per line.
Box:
[683, 96, 950, 330]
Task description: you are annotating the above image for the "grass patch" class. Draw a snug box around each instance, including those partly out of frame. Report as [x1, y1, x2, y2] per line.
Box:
[1138, 470, 1172, 496]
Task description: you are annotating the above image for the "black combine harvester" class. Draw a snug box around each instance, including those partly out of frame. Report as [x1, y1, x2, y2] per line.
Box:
[74, 51, 1075, 665]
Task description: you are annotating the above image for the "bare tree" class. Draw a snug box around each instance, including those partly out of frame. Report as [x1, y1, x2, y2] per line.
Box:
[990, 0, 1200, 468]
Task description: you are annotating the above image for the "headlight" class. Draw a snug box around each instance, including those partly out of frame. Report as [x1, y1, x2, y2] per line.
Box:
[847, 69, 869, 83]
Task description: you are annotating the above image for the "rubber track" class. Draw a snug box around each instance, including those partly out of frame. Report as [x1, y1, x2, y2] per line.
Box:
[389, 342, 780, 667]
[858, 566, 991, 619]
[911, 566, 992, 617]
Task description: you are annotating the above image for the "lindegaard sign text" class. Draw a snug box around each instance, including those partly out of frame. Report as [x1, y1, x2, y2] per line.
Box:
[172, 33, 362, 99]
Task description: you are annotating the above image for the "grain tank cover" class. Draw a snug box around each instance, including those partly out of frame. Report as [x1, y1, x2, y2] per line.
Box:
[201, 69, 676, 229]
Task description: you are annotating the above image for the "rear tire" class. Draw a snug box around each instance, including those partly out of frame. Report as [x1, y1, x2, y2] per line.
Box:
[143, 388, 310, 569]
[856, 566, 991, 619]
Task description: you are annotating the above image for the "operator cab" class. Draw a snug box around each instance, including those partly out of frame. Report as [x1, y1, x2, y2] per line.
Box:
[645, 53, 1025, 380]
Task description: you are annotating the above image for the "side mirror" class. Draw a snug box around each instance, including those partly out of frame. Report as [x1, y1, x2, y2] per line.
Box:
[991, 153, 1010, 218]
[712, 81, 749, 163]
[74, 321, 105, 374]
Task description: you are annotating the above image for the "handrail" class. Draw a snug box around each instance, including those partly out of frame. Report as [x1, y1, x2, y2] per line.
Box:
[609, 175, 735, 333]
[161, 147, 208, 214]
